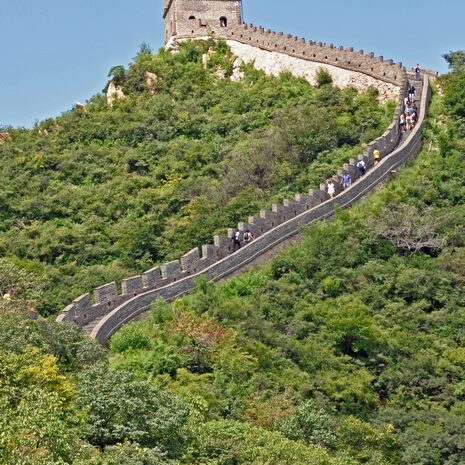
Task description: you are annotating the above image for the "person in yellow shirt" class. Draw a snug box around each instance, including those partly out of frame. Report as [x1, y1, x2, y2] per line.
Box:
[373, 149, 380, 165]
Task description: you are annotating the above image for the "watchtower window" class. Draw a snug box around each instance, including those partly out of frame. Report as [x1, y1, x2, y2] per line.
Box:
[189, 15, 196, 20]
[220, 16, 227, 27]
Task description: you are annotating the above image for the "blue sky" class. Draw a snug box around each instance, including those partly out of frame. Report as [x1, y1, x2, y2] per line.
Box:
[1, 0, 463, 128]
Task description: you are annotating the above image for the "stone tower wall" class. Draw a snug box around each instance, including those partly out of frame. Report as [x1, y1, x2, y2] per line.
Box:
[164, 0, 242, 43]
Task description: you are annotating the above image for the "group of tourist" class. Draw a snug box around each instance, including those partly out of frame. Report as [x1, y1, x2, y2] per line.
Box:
[231, 228, 255, 250]
[401, 83, 419, 132]
[326, 147, 380, 198]
[234, 66, 423, 241]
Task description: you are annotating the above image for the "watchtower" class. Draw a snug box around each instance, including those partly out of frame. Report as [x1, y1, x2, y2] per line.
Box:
[163, 0, 243, 44]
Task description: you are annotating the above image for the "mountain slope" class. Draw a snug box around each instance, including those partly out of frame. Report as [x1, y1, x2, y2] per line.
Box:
[107, 62, 465, 464]
[0, 40, 394, 314]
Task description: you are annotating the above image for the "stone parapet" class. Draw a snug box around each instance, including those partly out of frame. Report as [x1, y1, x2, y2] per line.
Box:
[175, 22, 404, 86]
[57, 28, 421, 338]
[88, 75, 429, 345]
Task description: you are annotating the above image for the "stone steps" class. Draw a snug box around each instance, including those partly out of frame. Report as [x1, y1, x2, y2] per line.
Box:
[83, 318, 103, 334]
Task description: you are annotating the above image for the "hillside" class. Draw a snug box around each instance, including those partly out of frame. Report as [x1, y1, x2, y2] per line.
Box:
[1, 50, 465, 464]
[104, 57, 465, 464]
[0, 40, 394, 316]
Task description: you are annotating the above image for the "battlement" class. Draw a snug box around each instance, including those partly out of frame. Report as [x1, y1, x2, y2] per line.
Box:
[58, 70, 411, 331]
[56, 5, 433, 341]
[170, 22, 405, 88]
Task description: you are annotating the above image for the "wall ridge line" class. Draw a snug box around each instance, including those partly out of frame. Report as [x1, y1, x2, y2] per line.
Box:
[58, 36, 431, 345]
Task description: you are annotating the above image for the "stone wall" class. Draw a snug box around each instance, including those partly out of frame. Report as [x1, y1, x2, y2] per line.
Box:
[164, 0, 242, 44]
[226, 41, 399, 103]
[57, 20, 422, 339]
[173, 22, 405, 87]
[86, 76, 430, 345]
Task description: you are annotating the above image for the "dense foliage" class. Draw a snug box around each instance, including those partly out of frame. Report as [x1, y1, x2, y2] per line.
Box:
[2, 42, 465, 464]
[0, 40, 393, 315]
[104, 56, 465, 464]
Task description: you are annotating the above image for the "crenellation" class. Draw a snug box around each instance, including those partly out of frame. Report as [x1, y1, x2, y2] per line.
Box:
[348, 159, 361, 181]
[272, 203, 290, 223]
[122, 276, 143, 295]
[161, 260, 182, 280]
[331, 175, 344, 195]
[308, 188, 329, 203]
[237, 221, 260, 236]
[94, 283, 118, 304]
[142, 266, 162, 288]
[248, 215, 272, 236]
[344, 162, 358, 180]
[295, 193, 320, 210]
[181, 247, 201, 272]
[260, 209, 280, 228]
[214, 234, 233, 258]
[202, 243, 219, 260]
[73, 294, 91, 314]
[283, 198, 306, 217]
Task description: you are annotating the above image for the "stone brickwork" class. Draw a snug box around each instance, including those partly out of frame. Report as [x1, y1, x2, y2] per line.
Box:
[86, 76, 430, 346]
[164, 0, 242, 44]
[55, 3, 434, 342]
[226, 41, 399, 103]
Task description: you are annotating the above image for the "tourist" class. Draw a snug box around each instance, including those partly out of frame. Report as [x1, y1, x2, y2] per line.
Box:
[408, 84, 416, 103]
[342, 173, 351, 189]
[357, 159, 366, 176]
[400, 113, 406, 132]
[232, 229, 241, 251]
[414, 64, 421, 81]
[243, 229, 255, 244]
[327, 181, 336, 199]
[373, 148, 380, 165]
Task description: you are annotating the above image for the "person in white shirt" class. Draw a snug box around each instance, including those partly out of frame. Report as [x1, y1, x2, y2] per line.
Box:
[327, 181, 336, 199]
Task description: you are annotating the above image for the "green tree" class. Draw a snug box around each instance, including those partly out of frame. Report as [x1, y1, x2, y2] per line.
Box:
[76, 365, 189, 456]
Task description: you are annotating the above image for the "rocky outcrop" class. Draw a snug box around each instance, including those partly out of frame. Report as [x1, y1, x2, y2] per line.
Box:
[106, 82, 125, 107]
[0, 132, 10, 144]
[226, 41, 398, 103]
[144, 72, 158, 95]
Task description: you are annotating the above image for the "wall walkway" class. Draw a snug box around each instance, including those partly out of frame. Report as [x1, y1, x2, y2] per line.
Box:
[57, 25, 431, 345]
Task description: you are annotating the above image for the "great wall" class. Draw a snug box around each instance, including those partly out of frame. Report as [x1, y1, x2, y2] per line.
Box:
[57, 1, 433, 344]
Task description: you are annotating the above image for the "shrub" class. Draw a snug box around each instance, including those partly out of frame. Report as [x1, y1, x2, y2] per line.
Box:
[316, 68, 333, 87]
[110, 325, 151, 352]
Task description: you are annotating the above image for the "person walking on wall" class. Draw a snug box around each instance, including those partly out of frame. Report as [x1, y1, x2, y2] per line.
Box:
[408, 84, 416, 103]
[232, 229, 241, 251]
[327, 181, 336, 199]
[414, 64, 421, 81]
[373, 149, 380, 165]
[400, 113, 406, 132]
[357, 159, 366, 176]
[243, 229, 255, 244]
[342, 173, 351, 189]
[404, 96, 410, 109]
